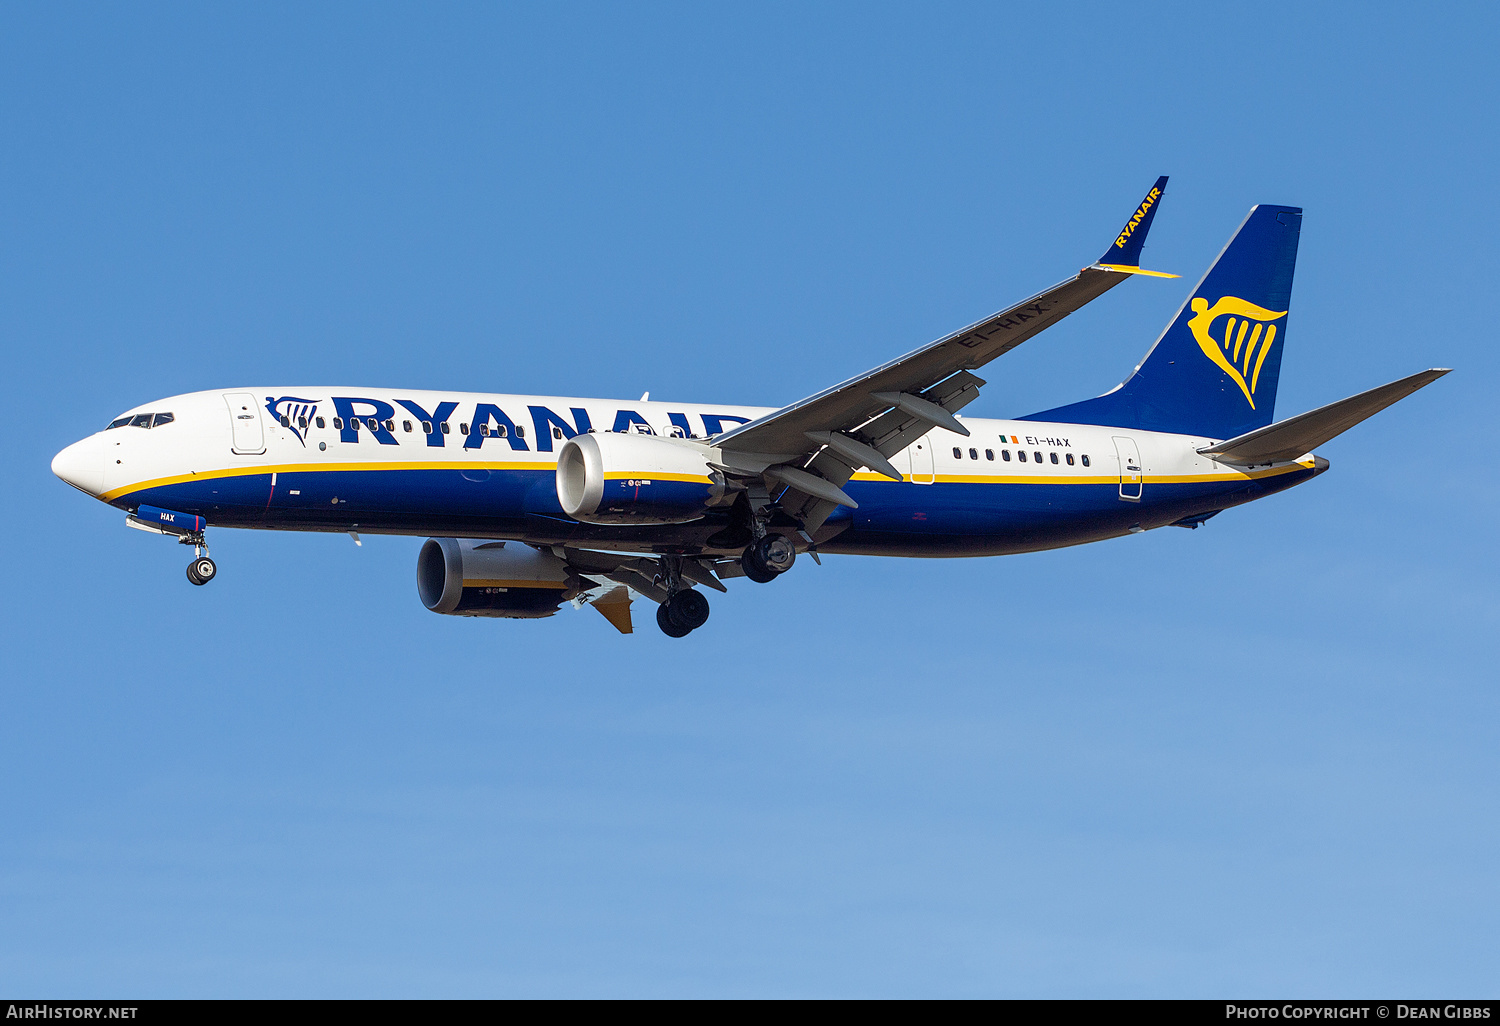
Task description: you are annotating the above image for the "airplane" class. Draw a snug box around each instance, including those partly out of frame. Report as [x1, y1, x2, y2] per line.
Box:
[51, 177, 1448, 637]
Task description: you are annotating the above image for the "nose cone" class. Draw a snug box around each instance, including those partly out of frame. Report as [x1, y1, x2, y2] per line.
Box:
[52, 436, 105, 496]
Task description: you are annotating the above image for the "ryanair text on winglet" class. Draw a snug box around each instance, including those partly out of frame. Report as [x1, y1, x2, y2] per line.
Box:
[1114, 186, 1162, 250]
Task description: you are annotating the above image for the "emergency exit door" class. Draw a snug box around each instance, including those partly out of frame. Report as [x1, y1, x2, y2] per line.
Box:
[1113, 435, 1143, 501]
[224, 393, 266, 455]
[909, 436, 935, 484]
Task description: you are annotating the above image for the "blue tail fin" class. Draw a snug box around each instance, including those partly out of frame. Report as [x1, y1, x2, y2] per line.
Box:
[1023, 204, 1302, 439]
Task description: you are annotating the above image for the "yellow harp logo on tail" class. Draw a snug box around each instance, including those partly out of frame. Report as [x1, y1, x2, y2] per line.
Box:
[1187, 296, 1288, 408]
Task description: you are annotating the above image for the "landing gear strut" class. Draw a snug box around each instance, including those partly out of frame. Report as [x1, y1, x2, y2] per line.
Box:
[181, 530, 216, 586]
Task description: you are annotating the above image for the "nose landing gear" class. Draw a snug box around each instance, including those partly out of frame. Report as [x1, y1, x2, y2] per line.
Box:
[177, 523, 217, 585]
[126, 505, 218, 586]
[187, 554, 217, 586]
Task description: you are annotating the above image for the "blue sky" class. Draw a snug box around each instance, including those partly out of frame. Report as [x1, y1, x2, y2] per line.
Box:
[3, 2, 1497, 997]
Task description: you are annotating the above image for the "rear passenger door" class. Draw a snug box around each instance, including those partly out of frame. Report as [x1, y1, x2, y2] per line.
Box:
[1113, 435, 1142, 501]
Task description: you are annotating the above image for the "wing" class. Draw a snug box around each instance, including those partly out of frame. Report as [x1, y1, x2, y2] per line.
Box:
[712, 176, 1176, 534]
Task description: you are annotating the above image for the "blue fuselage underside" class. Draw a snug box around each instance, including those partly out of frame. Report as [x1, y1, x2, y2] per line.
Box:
[114, 464, 1320, 557]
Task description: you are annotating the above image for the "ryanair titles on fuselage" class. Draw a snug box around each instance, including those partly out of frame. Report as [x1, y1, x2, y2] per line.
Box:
[266, 393, 754, 451]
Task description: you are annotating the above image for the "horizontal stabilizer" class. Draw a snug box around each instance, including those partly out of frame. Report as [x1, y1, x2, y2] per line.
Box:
[1198, 368, 1450, 466]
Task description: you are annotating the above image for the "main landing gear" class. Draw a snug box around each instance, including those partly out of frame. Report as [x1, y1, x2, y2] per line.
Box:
[652, 556, 713, 637]
[741, 534, 796, 583]
[656, 590, 710, 637]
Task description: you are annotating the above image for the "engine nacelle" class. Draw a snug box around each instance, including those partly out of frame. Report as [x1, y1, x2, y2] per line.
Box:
[556, 432, 731, 525]
[417, 538, 585, 618]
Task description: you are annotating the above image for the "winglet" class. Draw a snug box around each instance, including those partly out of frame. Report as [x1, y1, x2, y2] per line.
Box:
[1095, 175, 1178, 277]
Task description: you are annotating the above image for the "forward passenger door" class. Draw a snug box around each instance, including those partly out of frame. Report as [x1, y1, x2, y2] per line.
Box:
[224, 393, 266, 455]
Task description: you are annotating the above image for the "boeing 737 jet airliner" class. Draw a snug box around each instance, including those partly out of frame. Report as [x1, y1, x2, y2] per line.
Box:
[51, 178, 1448, 636]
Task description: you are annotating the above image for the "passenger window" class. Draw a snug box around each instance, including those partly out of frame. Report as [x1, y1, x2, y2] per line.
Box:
[952, 447, 962, 459]
[384, 419, 395, 432]
[152, 413, 175, 428]
[479, 424, 490, 437]
[1050, 452, 1058, 464]
[1002, 450, 1011, 462]
[1034, 451, 1043, 463]
[280, 416, 290, 427]
[316, 417, 325, 429]
[496, 425, 507, 438]
[1017, 450, 1026, 462]
[422, 421, 433, 434]
[459, 423, 470, 435]
[297, 416, 307, 429]
[130, 414, 152, 428]
[403, 420, 412, 432]
[333, 417, 344, 429]
[367, 418, 379, 431]
[552, 427, 563, 440]
[1065, 453, 1074, 466]
[515, 425, 525, 438]
[969, 448, 978, 460]
[1081, 454, 1090, 467]
[440, 422, 450, 434]
[985, 449, 994, 461]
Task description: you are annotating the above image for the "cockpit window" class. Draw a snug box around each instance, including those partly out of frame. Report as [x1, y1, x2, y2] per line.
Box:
[108, 411, 176, 429]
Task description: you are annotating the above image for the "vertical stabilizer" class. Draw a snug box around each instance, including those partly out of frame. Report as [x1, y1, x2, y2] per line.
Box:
[1024, 204, 1302, 439]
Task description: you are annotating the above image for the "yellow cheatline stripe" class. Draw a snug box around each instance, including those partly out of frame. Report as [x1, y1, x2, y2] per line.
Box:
[463, 579, 568, 589]
[1094, 263, 1181, 278]
[849, 460, 1313, 486]
[101, 459, 549, 501]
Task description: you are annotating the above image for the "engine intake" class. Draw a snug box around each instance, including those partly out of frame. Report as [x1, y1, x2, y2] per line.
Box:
[417, 538, 584, 618]
[556, 432, 730, 525]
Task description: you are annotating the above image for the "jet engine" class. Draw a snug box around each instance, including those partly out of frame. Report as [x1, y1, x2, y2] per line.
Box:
[555, 432, 733, 525]
[417, 538, 586, 618]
